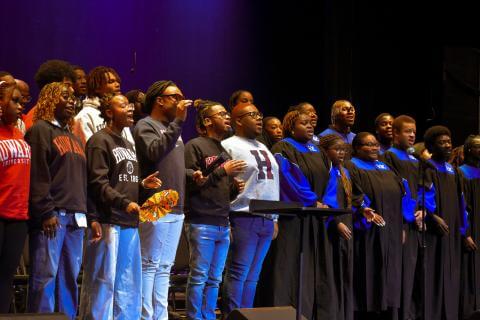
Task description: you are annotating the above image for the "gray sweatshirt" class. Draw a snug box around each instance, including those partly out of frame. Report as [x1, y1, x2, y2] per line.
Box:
[134, 116, 185, 210]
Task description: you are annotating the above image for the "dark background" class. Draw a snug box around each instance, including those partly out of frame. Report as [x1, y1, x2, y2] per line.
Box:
[1, 0, 478, 145]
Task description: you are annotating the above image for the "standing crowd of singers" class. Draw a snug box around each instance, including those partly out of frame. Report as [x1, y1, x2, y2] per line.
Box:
[1, 60, 480, 320]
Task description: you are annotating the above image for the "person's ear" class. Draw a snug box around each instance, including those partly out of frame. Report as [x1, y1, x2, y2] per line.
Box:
[105, 109, 113, 121]
[203, 117, 212, 127]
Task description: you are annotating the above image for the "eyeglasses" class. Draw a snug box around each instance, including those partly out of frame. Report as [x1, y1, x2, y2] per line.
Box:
[238, 111, 263, 120]
[161, 93, 185, 102]
[207, 111, 230, 119]
[359, 142, 380, 148]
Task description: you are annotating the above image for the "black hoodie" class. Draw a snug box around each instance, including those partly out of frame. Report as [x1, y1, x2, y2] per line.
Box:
[25, 120, 87, 225]
[86, 128, 139, 227]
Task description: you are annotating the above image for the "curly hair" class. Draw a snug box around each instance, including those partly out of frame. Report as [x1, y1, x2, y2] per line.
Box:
[282, 110, 309, 138]
[423, 125, 451, 153]
[34, 82, 73, 127]
[34, 60, 76, 90]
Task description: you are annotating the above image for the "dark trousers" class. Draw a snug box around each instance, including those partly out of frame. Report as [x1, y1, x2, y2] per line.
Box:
[0, 218, 28, 313]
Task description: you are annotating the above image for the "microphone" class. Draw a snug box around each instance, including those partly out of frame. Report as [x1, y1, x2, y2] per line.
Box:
[407, 147, 436, 170]
[203, 152, 230, 176]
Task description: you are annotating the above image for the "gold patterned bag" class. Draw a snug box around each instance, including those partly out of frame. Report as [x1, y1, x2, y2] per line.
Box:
[139, 189, 179, 223]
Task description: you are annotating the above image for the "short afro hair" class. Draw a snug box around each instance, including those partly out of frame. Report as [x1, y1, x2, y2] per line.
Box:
[34, 60, 76, 90]
[423, 125, 451, 153]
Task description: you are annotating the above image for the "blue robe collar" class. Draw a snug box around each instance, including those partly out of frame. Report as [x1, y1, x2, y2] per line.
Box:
[283, 137, 320, 153]
[428, 159, 455, 175]
[387, 146, 418, 162]
[351, 157, 391, 171]
[460, 164, 480, 180]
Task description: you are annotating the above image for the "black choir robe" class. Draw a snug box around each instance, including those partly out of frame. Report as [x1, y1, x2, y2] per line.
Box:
[459, 164, 480, 319]
[258, 138, 334, 320]
[323, 165, 354, 320]
[421, 159, 466, 320]
[383, 147, 422, 320]
[345, 157, 405, 314]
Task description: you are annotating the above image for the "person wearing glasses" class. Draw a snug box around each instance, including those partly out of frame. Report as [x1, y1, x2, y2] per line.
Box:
[184, 99, 246, 320]
[79, 94, 161, 319]
[74, 66, 134, 146]
[134, 80, 192, 320]
[25, 82, 87, 319]
[345, 132, 408, 320]
[0, 78, 31, 313]
[221, 103, 280, 316]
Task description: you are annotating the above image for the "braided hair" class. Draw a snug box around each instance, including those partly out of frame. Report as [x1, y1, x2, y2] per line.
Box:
[194, 99, 222, 131]
[87, 66, 121, 98]
[144, 80, 176, 115]
[319, 134, 352, 209]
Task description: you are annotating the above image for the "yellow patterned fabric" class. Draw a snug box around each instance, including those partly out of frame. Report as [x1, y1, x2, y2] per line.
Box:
[139, 189, 179, 223]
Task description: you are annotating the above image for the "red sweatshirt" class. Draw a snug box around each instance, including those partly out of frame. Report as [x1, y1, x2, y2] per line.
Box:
[0, 124, 31, 220]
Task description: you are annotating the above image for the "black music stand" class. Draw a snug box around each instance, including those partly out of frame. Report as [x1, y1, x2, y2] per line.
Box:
[250, 200, 351, 320]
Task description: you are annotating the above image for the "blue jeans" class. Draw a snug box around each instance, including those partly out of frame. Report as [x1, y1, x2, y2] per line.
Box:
[28, 213, 84, 320]
[185, 223, 230, 320]
[222, 215, 274, 314]
[79, 224, 142, 320]
[140, 212, 184, 320]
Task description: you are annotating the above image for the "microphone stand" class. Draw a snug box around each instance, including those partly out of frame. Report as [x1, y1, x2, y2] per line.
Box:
[419, 157, 427, 320]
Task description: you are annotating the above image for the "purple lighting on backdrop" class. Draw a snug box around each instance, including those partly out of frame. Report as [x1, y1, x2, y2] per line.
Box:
[0, 0, 258, 141]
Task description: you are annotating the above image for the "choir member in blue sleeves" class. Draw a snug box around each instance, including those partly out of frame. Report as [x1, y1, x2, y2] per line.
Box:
[319, 134, 354, 320]
[459, 134, 480, 319]
[265, 110, 335, 320]
[383, 115, 423, 320]
[345, 132, 409, 320]
[421, 126, 468, 320]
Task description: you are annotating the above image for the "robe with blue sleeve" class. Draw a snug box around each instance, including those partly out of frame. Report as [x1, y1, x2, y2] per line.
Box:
[383, 146, 422, 320]
[257, 138, 335, 320]
[323, 164, 354, 320]
[422, 159, 466, 320]
[345, 157, 405, 314]
[459, 163, 480, 319]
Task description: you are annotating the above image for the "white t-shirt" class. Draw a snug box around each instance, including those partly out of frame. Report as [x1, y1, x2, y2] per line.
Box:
[221, 135, 280, 213]
[75, 97, 134, 145]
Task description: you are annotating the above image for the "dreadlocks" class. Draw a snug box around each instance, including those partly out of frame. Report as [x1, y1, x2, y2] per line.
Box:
[34, 82, 74, 127]
[87, 66, 121, 98]
[319, 134, 352, 209]
[194, 99, 222, 131]
[144, 80, 176, 114]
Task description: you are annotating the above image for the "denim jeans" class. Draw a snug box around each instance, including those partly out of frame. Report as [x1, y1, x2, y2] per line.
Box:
[185, 223, 230, 320]
[79, 224, 142, 320]
[222, 215, 274, 315]
[28, 212, 84, 320]
[140, 212, 184, 320]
